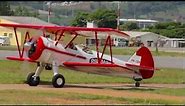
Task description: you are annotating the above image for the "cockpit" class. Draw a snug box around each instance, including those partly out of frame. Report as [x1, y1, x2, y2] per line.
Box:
[79, 44, 93, 54]
[67, 43, 93, 54]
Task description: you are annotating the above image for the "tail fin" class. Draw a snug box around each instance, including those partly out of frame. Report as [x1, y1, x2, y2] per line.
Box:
[127, 46, 154, 79]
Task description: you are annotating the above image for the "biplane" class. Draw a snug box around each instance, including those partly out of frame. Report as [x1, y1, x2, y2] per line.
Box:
[0, 23, 157, 88]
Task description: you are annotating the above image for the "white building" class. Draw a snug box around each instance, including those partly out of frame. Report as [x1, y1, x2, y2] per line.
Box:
[85, 21, 185, 48]
[123, 31, 168, 47]
[164, 38, 185, 48]
[120, 18, 158, 29]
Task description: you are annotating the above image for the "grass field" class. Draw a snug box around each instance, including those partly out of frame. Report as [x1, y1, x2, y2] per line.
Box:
[0, 60, 185, 84]
[0, 60, 185, 104]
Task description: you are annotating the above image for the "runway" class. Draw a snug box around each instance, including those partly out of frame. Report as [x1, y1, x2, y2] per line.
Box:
[0, 50, 185, 69]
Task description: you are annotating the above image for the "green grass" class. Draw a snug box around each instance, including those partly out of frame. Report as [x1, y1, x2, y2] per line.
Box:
[0, 89, 182, 104]
[0, 46, 17, 51]
[0, 60, 185, 84]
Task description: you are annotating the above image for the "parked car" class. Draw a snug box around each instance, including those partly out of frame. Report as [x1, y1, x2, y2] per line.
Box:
[0, 36, 10, 46]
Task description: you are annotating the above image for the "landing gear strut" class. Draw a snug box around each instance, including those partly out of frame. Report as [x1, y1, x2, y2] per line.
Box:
[27, 62, 44, 87]
[52, 61, 65, 88]
[27, 72, 40, 86]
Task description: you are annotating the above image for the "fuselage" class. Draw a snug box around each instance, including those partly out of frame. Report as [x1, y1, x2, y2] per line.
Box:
[25, 36, 142, 79]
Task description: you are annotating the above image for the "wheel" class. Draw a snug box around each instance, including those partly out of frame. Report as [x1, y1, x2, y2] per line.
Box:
[52, 74, 65, 88]
[135, 81, 140, 87]
[27, 72, 40, 86]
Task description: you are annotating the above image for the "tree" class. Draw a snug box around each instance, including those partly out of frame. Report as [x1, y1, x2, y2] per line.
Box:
[70, 12, 89, 27]
[120, 22, 139, 31]
[14, 6, 39, 17]
[89, 9, 117, 28]
[0, 2, 14, 15]
[145, 22, 185, 38]
[71, 8, 117, 28]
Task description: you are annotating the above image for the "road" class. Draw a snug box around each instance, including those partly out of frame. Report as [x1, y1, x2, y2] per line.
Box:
[0, 50, 185, 69]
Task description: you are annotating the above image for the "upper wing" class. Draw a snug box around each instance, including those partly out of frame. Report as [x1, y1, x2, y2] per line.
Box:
[0, 23, 129, 39]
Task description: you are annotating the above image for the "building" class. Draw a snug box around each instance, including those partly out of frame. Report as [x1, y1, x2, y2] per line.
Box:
[123, 31, 168, 47]
[163, 38, 185, 48]
[86, 21, 128, 47]
[0, 16, 57, 46]
[119, 18, 158, 29]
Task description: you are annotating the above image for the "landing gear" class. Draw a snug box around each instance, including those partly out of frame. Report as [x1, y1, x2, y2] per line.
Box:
[52, 74, 65, 88]
[26, 61, 65, 88]
[135, 81, 140, 87]
[51, 61, 65, 88]
[27, 62, 44, 87]
[134, 77, 142, 87]
[27, 72, 40, 86]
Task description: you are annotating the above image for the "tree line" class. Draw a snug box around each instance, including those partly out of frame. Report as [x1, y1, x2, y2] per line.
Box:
[144, 22, 185, 38]
[0, 2, 39, 17]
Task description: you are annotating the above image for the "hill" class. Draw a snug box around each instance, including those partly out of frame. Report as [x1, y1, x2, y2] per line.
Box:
[8, 1, 185, 25]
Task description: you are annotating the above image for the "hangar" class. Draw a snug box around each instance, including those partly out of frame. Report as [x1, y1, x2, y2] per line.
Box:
[123, 31, 168, 47]
[0, 16, 57, 46]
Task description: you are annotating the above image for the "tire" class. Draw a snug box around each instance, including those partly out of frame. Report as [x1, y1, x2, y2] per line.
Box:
[52, 74, 65, 88]
[135, 81, 140, 87]
[27, 72, 40, 86]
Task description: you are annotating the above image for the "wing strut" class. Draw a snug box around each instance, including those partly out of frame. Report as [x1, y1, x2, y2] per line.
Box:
[95, 31, 100, 63]
[109, 35, 113, 63]
[54, 30, 61, 41]
[65, 33, 78, 49]
[13, 27, 30, 58]
[55, 30, 65, 46]
[21, 31, 30, 58]
[13, 27, 21, 58]
[99, 35, 113, 63]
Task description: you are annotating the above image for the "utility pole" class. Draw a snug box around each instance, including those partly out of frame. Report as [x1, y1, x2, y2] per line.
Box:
[117, 1, 120, 30]
[48, 2, 51, 23]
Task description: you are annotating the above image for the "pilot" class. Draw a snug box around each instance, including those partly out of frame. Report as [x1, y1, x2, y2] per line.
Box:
[82, 45, 92, 54]
[68, 42, 77, 50]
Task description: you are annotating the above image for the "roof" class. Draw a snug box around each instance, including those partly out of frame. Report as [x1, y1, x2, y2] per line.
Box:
[165, 38, 185, 41]
[0, 16, 57, 26]
[120, 19, 158, 23]
[123, 31, 150, 38]
[122, 31, 169, 39]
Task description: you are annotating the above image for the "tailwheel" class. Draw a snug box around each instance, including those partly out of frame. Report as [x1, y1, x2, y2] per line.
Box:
[27, 72, 40, 86]
[52, 74, 65, 88]
[135, 81, 140, 87]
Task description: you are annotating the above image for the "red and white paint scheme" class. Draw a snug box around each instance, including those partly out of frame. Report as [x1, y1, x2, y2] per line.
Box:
[0, 23, 158, 88]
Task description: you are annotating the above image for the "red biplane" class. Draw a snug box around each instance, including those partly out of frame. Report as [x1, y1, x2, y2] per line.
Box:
[0, 23, 157, 88]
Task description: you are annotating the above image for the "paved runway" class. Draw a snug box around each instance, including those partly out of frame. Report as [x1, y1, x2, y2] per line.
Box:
[0, 50, 185, 69]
